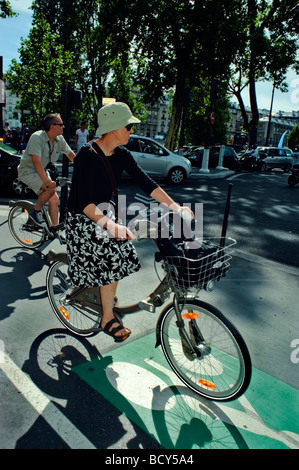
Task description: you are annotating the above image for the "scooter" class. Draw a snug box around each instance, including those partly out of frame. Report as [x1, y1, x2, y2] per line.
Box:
[288, 165, 299, 187]
[237, 151, 267, 172]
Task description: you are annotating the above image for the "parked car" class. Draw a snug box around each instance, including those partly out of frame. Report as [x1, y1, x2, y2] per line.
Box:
[0, 142, 23, 195]
[124, 135, 192, 184]
[187, 146, 238, 170]
[257, 147, 294, 172]
[175, 146, 200, 156]
[0, 141, 56, 197]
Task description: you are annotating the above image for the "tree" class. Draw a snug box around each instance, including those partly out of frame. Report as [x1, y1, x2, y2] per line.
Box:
[228, 0, 299, 146]
[0, 0, 16, 18]
[31, 0, 141, 132]
[29, 1, 244, 148]
[128, 0, 243, 150]
[287, 125, 299, 151]
[5, 16, 74, 125]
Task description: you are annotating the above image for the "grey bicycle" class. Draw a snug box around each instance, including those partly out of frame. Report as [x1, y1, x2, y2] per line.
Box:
[8, 177, 71, 249]
[46, 185, 252, 402]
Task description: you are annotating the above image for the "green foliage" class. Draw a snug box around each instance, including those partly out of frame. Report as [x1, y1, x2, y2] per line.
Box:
[105, 57, 146, 118]
[228, 0, 299, 145]
[5, 16, 74, 125]
[4, 0, 299, 148]
[184, 82, 230, 146]
[0, 0, 16, 18]
[31, 0, 141, 131]
[287, 125, 299, 151]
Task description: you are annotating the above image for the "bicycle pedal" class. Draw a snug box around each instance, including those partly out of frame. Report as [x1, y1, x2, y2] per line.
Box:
[138, 300, 156, 313]
[58, 233, 66, 244]
[23, 223, 42, 232]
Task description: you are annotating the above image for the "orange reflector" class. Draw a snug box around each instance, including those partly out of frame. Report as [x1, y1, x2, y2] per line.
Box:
[24, 209, 29, 214]
[60, 307, 70, 320]
[183, 311, 199, 320]
[198, 379, 216, 389]
[24, 239, 32, 244]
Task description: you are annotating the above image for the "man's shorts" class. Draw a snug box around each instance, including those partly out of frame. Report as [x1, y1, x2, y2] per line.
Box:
[18, 170, 50, 196]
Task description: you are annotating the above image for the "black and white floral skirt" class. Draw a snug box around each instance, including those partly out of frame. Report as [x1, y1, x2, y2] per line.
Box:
[65, 211, 141, 287]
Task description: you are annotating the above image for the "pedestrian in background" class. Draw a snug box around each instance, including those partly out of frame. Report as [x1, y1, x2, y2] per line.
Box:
[74, 122, 89, 153]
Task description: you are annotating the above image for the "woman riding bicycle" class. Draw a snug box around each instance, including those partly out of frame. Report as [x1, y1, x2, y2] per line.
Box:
[65, 102, 193, 343]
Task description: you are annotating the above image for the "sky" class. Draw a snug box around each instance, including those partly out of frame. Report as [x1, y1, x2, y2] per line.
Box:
[1, 0, 299, 114]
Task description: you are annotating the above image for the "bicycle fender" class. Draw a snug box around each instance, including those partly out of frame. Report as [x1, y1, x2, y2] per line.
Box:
[9, 200, 34, 211]
[48, 250, 68, 264]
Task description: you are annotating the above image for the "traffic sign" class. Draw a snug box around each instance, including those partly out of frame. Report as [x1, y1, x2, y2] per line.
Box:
[210, 112, 215, 124]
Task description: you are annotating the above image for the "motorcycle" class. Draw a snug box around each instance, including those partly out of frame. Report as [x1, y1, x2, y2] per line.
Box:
[288, 165, 299, 187]
[237, 151, 267, 172]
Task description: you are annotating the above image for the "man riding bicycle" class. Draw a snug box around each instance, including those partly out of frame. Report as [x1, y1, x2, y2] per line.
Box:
[17, 113, 75, 227]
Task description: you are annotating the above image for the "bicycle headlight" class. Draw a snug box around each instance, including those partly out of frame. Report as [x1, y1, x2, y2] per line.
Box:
[205, 280, 216, 292]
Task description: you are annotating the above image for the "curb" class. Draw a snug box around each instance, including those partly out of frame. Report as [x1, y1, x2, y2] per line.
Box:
[190, 169, 235, 179]
[234, 248, 299, 276]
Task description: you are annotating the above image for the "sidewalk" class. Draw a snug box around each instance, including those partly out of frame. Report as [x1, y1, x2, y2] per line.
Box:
[190, 167, 235, 179]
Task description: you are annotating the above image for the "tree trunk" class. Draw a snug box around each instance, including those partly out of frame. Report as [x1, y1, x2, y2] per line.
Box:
[165, 80, 189, 151]
[165, 101, 182, 151]
[248, 76, 259, 146]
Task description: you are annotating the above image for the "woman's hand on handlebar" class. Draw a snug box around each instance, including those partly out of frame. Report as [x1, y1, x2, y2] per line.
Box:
[176, 206, 195, 222]
[107, 221, 136, 241]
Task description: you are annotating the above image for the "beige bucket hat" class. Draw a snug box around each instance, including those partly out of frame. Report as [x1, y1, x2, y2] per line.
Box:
[96, 102, 140, 135]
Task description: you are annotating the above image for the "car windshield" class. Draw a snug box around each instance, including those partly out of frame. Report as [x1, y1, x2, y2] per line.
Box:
[0, 142, 19, 155]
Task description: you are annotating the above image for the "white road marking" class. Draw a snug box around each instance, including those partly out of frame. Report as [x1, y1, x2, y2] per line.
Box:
[0, 208, 9, 217]
[0, 353, 96, 449]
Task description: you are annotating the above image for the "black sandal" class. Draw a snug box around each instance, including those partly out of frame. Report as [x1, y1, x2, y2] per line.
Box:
[102, 318, 131, 343]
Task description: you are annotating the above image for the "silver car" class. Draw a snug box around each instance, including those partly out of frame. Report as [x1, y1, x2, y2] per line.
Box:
[258, 147, 294, 172]
[124, 135, 192, 184]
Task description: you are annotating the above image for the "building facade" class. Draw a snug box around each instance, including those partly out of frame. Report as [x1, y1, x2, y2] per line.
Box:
[228, 102, 299, 148]
[2, 83, 298, 148]
[2, 88, 21, 130]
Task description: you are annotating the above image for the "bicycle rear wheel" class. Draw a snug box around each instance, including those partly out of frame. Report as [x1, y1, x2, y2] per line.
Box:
[46, 260, 101, 337]
[159, 299, 251, 401]
[8, 205, 46, 248]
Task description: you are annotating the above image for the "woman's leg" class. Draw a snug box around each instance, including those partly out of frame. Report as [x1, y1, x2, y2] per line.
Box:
[100, 281, 131, 339]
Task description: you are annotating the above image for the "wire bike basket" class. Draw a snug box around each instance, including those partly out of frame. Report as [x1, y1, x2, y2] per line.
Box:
[163, 237, 236, 292]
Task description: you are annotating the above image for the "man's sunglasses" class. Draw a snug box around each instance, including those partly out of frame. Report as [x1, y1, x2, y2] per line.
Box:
[125, 123, 133, 131]
[53, 123, 64, 127]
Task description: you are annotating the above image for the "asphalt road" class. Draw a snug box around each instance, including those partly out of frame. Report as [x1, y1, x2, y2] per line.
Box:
[118, 169, 299, 268]
[0, 168, 298, 450]
[1, 166, 298, 267]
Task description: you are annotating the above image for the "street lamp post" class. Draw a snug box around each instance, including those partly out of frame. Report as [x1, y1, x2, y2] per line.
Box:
[265, 84, 275, 146]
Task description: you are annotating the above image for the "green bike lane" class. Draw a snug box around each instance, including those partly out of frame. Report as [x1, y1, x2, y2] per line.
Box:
[73, 331, 299, 450]
[69, 249, 299, 450]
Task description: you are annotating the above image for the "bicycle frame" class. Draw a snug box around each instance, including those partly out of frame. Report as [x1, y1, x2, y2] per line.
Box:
[46, 184, 252, 401]
[46, 180, 236, 348]
[47, 248, 172, 318]
[47, 243, 216, 357]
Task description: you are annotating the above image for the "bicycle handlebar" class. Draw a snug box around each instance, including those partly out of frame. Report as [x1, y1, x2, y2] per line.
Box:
[57, 177, 72, 188]
[132, 208, 194, 241]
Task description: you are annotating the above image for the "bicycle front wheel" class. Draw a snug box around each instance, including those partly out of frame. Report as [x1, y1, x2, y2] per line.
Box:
[159, 299, 251, 401]
[8, 205, 45, 248]
[46, 260, 101, 337]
